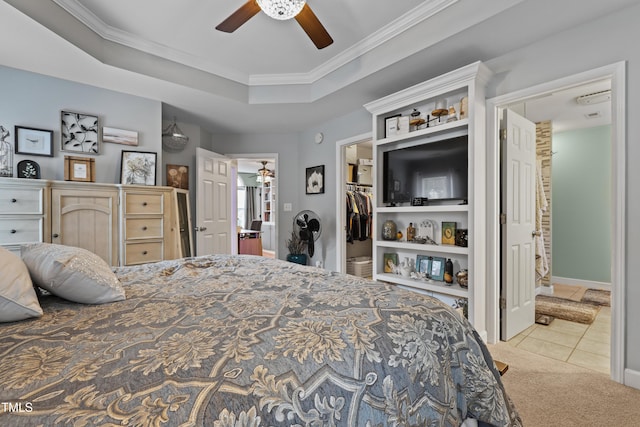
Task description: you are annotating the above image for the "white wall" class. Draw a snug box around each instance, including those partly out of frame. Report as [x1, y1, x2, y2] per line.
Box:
[0, 65, 162, 183]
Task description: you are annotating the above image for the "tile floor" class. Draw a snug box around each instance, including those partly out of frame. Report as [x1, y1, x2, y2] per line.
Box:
[508, 284, 611, 374]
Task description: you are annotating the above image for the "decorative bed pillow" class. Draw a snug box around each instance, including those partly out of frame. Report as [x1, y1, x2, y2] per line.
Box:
[0, 246, 43, 322]
[21, 243, 125, 304]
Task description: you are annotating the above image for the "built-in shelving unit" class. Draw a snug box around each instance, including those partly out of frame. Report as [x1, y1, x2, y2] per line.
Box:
[364, 61, 492, 332]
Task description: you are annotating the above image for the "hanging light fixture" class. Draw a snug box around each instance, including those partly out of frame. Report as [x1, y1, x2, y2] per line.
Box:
[257, 0, 306, 20]
[162, 117, 189, 152]
[256, 161, 274, 183]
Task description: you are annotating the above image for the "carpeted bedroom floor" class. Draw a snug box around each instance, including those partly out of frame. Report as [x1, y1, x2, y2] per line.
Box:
[488, 342, 640, 426]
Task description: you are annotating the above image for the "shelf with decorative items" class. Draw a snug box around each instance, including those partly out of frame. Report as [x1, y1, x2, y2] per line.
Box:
[364, 61, 491, 332]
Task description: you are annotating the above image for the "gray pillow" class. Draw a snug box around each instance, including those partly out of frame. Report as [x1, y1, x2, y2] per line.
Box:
[0, 246, 43, 322]
[21, 243, 125, 304]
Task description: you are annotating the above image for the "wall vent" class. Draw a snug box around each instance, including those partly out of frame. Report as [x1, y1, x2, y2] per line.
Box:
[576, 90, 611, 105]
[585, 111, 602, 119]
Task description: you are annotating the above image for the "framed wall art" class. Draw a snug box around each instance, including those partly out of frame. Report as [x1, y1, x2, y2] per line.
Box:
[305, 165, 324, 194]
[166, 164, 189, 189]
[0, 125, 12, 177]
[15, 126, 53, 157]
[17, 159, 41, 179]
[61, 110, 99, 154]
[64, 155, 96, 182]
[120, 150, 157, 186]
[103, 126, 138, 146]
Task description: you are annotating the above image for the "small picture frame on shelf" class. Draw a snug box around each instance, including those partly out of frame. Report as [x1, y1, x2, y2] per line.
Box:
[15, 126, 54, 157]
[383, 253, 398, 273]
[455, 228, 468, 247]
[384, 114, 401, 138]
[429, 256, 446, 281]
[416, 254, 431, 274]
[17, 159, 41, 179]
[64, 155, 96, 182]
[441, 221, 456, 245]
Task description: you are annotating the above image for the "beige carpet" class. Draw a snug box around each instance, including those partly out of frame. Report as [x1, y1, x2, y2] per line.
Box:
[488, 342, 640, 426]
[535, 295, 599, 324]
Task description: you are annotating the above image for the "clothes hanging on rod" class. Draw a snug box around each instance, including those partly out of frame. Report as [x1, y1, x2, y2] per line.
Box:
[346, 190, 373, 243]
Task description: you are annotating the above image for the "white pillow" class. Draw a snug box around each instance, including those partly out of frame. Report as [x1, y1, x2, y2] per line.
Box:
[0, 246, 43, 322]
[21, 243, 126, 304]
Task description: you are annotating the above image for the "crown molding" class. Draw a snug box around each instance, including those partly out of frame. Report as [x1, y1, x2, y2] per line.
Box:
[51, 0, 250, 84]
[53, 0, 457, 89]
[249, 0, 458, 86]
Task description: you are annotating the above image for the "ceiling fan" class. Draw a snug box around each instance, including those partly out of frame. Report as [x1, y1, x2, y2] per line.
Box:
[216, 0, 333, 49]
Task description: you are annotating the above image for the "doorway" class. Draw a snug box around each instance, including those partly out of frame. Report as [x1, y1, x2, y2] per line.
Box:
[486, 62, 626, 383]
[335, 132, 373, 274]
[228, 154, 279, 259]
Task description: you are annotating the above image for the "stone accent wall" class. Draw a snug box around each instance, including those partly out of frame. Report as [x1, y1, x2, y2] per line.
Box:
[536, 121, 552, 286]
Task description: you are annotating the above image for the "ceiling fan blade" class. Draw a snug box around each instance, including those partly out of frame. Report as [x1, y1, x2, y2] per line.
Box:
[294, 4, 333, 49]
[216, 0, 261, 33]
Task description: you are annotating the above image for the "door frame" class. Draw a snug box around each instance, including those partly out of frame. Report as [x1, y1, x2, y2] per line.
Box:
[485, 62, 626, 383]
[335, 132, 372, 273]
[226, 153, 279, 259]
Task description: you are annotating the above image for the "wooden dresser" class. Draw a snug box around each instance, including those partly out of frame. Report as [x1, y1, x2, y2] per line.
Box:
[0, 178, 50, 256]
[120, 185, 176, 266]
[0, 178, 187, 266]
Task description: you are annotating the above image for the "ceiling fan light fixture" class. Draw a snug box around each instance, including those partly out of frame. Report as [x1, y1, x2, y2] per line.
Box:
[257, 0, 306, 20]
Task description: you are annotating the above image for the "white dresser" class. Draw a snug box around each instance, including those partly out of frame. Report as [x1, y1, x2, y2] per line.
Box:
[0, 178, 49, 256]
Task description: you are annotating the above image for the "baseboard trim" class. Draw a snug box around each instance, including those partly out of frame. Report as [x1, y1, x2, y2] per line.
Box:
[551, 276, 611, 291]
[625, 368, 640, 390]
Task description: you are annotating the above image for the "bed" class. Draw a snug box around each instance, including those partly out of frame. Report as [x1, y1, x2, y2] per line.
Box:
[1, 253, 521, 426]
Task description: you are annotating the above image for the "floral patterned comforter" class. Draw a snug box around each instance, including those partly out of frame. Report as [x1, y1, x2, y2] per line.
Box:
[0, 255, 521, 426]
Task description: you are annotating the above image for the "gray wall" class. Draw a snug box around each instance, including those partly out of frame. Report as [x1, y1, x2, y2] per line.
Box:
[0, 65, 162, 183]
[209, 133, 301, 259]
[552, 126, 611, 283]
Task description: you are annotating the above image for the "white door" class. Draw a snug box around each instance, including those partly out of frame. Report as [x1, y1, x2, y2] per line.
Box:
[196, 148, 233, 255]
[501, 109, 537, 340]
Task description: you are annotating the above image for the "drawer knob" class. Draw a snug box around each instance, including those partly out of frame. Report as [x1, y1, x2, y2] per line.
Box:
[143, 250, 148, 255]
[142, 202, 148, 206]
[52, 233, 59, 238]
[10, 229, 17, 234]
[142, 226, 148, 231]
[11, 198, 17, 203]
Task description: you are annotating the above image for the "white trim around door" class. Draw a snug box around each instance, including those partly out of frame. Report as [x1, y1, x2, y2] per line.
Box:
[335, 132, 373, 274]
[485, 61, 626, 384]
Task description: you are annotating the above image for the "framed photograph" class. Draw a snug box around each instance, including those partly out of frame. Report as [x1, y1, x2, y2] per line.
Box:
[430, 256, 446, 281]
[442, 221, 457, 245]
[120, 150, 157, 186]
[416, 254, 432, 274]
[383, 253, 398, 273]
[64, 155, 95, 182]
[103, 127, 138, 146]
[167, 164, 189, 189]
[306, 165, 325, 194]
[384, 114, 401, 138]
[15, 126, 53, 157]
[61, 110, 99, 154]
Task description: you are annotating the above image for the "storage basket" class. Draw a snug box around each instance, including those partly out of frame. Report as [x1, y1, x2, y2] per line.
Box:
[346, 256, 373, 278]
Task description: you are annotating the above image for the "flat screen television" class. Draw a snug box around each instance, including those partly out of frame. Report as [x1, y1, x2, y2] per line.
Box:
[383, 135, 468, 205]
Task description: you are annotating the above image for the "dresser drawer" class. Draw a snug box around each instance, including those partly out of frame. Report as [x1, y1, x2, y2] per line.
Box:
[124, 193, 163, 215]
[124, 241, 163, 265]
[0, 188, 43, 214]
[0, 218, 43, 244]
[125, 218, 163, 240]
